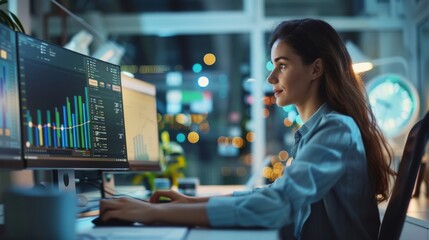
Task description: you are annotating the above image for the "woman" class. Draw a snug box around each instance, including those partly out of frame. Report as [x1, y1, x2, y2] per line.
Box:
[100, 18, 394, 239]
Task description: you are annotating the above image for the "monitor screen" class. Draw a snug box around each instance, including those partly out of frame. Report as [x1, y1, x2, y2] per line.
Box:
[122, 74, 161, 171]
[0, 24, 23, 169]
[17, 33, 128, 170]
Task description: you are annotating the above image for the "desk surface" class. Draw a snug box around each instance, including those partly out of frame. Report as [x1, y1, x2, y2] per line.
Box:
[76, 185, 278, 240]
[187, 228, 278, 240]
[77, 217, 278, 240]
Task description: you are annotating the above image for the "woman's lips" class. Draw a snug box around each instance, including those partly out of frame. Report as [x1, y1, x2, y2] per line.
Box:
[274, 89, 283, 97]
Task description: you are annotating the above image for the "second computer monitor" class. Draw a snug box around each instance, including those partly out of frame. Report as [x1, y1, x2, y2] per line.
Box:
[17, 33, 128, 170]
[0, 23, 23, 169]
[121, 74, 161, 171]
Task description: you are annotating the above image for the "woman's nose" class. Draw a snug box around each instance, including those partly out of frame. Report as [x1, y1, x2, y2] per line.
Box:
[266, 70, 278, 84]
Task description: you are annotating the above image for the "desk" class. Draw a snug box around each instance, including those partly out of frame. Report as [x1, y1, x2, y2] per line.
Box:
[76, 185, 278, 240]
[186, 228, 278, 240]
[77, 218, 278, 240]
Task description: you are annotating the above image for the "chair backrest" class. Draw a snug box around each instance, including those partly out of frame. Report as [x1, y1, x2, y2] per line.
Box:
[378, 111, 429, 240]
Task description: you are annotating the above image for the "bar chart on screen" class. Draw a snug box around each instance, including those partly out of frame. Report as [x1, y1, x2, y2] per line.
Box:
[24, 89, 91, 150]
[21, 56, 91, 149]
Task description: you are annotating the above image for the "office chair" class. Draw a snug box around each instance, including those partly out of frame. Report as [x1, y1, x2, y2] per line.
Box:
[378, 111, 429, 240]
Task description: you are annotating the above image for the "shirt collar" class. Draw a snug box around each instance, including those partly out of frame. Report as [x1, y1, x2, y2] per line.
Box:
[297, 103, 331, 136]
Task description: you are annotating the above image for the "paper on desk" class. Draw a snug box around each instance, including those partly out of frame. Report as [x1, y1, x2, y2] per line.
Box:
[77, 226, 188, 240]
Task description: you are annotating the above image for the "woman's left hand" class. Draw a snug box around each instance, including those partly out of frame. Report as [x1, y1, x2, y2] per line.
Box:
[99, 197, 159, 224]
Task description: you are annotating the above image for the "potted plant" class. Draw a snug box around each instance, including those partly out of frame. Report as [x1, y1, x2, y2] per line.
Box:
[0, 0, 25, 32]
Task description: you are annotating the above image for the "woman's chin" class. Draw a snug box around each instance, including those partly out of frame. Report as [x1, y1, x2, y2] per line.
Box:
[277, 100, 291, 107]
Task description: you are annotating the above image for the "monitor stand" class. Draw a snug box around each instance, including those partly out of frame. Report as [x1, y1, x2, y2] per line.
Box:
[52, 170, 101, 215]
[52, 170, 76, 193]
[53, 170, 116, 199]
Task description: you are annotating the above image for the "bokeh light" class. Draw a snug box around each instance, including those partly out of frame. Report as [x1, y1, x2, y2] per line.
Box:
[246, 132, 255, 142]
[188, 132, 200, 143]
[296, 115, 303, 125]
[176, 133, 186, 143]
[278, 150, 289, 161]
[282, 105, 295, 112]
[262, 167, 272, 178]
[263, 96, 271, 106]
[266, 61, 274, 71]
[198, 76, 209, 87]
[192, 63, 202, 73]
[283, 118, 293, 127]
[203, 53, 216, 65]
[232, 137, 244, 148]
[263, 108, 270, 118]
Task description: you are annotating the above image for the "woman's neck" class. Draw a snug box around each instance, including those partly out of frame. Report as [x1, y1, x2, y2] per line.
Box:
[296, 98, 324, 123]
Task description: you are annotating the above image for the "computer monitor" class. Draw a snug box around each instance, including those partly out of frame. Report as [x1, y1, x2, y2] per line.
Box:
[0, 24, 23, 169]
[17, 32, 128, 171]
[121, 73, 161, 171]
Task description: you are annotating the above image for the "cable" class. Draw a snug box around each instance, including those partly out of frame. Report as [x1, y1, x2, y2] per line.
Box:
[79, 178, 146, 200]
[78, 178, 115, 197]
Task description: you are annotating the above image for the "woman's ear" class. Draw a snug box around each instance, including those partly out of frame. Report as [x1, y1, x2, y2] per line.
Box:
[311, 58, 323, 80]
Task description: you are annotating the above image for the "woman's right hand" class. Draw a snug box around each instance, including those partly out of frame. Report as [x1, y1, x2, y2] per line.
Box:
[150, 190, 201, 204]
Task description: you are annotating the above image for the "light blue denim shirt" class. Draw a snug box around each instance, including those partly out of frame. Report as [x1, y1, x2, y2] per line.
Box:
[206, 104, 380, 240]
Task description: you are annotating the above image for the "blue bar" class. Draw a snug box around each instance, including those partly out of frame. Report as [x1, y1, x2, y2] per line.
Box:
[44, 123, 48, 146]
[72, 113, 77, 148]
[53, 122, 57, 147]
[46, 110, 51, 146]
[63, 106, 68, 147]
[61, 124, 65, 147]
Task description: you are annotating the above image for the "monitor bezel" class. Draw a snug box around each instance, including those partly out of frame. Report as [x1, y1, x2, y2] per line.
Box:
[25, 159, 128, 170]
[0, 159, 24, 169]
[16, 32, 129, 170]
[128, 161, 161, 171]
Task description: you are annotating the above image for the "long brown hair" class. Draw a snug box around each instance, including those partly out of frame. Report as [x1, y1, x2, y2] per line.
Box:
[269, 18, 395, 202]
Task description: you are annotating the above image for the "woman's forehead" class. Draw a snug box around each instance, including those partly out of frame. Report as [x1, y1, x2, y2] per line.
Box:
[271, 40, 298, 61]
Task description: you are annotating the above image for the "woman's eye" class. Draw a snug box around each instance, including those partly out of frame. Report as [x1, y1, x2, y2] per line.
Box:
[279, 64, 286, 70]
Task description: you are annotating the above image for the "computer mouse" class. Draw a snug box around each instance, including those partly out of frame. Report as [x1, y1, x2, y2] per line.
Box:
[76, 194, 89, 207]
[92, 216, 135, 226]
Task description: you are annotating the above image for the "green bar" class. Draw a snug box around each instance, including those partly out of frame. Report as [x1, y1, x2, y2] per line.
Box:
[37, 110, 43, 146]
[27, 111, 33, 146]
[47, 110, 52, 146]
[55, 108, 61, 147]
[85, 87, 91, 148]
[74, 96, 80, 148]
[67, 97, 73, 148]
[78, 95, 84, 148]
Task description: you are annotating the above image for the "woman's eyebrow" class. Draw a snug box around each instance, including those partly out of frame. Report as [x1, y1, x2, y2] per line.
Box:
[273, 56, 290, 62]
